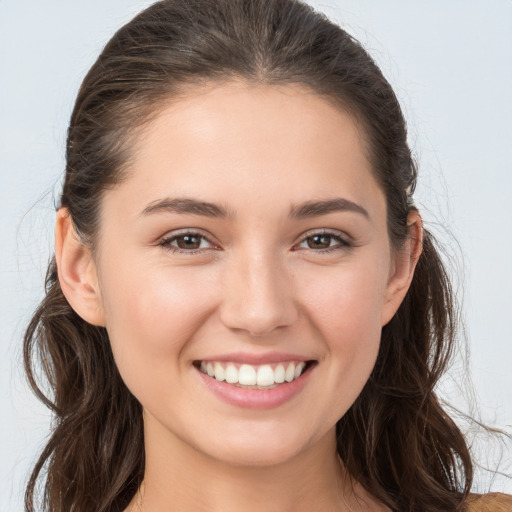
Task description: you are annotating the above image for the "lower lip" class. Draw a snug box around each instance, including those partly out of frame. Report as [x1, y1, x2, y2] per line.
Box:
[195, 364, 314, 410]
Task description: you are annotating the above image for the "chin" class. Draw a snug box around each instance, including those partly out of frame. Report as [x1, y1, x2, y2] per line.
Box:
[195, 423, 318, 467]
[212, 445, 303, 468]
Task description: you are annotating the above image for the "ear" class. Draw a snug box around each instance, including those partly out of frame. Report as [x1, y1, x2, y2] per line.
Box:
[55, 208, 105, 326]
[380, 211, 423, 326]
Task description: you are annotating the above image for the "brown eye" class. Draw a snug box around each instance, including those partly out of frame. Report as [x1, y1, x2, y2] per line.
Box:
[175, 234, 203, 250]
[296, 231, 352, 253]
[160, 232, 213, 253]
[306, 234, 333, 249]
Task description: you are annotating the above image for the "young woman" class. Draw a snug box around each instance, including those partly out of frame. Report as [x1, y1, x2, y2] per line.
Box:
[23, 0, 511, 511]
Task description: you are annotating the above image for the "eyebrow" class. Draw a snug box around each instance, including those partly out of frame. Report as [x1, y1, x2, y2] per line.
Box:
[289, 198, 369, 219]
[141, 197, 233, 218]
[141, 197, 369, 220]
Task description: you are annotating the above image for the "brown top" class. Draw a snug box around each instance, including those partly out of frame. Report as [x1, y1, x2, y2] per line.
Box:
[466, 493, 512, 512]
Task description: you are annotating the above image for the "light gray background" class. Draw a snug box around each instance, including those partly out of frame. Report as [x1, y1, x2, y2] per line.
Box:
[1, 1, 511, 510]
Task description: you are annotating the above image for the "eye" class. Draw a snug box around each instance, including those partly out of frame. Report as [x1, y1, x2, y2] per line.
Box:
[296, 231, 352, 253]
[159, 232, 215, 253]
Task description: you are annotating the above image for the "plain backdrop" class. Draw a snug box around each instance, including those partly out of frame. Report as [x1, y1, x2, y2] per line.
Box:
[1, 1, 511, 510]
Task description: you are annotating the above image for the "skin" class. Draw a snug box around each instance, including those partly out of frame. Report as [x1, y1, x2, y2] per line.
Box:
[56, 81, 422, 511]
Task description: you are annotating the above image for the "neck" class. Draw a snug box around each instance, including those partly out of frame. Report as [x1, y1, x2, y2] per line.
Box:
[128, 412, 370, 512]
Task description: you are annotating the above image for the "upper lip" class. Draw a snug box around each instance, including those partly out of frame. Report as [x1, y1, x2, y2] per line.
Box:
[195, 351, 313, 365]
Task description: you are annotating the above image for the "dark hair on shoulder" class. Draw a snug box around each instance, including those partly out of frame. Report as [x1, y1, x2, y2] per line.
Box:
[24, 1, 474, 510]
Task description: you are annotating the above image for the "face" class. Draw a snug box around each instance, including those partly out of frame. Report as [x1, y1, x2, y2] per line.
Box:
[80, 82, 412, 466]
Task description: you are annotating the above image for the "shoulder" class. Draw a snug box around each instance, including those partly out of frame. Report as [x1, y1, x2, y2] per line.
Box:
[465, 493, 512, 512]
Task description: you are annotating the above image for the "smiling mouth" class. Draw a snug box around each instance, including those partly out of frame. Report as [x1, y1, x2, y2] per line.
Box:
[193, 360, 316, 389]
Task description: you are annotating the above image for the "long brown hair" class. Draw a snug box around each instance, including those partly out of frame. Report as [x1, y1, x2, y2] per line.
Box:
[24, 1, 475, 510]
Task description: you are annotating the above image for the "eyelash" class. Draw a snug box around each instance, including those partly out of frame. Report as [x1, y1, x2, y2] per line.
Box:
[158, 230, 352, 255]
[295, 230, 353, 253]
[159, 232, 216, 254]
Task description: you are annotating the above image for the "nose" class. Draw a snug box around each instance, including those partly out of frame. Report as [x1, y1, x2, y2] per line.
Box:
[219, 249, 298, 337]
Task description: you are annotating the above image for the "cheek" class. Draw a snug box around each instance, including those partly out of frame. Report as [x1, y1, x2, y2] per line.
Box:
[303, 260, 387, 337]
[297, 259, 388, 381]
[99, 259, 217, 375]
[298, 266, 386, 422]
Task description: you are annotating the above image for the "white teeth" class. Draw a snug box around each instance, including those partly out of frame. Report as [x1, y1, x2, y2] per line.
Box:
[256, 365, 275, 386]
[214, 362, 225, 381]
[199, 360, 309, 387]
[274, 364, 285, 383]
[285, 362, 295, 382]
[238, 364, 257, 385]
[225, 364, 239, 384]
[294, 362, 306, 379]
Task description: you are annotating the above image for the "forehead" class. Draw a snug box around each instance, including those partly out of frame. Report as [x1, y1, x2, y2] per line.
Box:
[109, 81, 384, 221]
[135, 81, 368, 165]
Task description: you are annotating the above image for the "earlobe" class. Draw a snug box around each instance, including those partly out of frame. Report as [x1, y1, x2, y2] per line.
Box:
[55, 208, 105, 327]
[381, 211, 423, 326]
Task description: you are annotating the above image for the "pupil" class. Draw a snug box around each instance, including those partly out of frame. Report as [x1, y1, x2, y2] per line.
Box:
[309, 235, 330, 249]
[178, 235, 200, 249]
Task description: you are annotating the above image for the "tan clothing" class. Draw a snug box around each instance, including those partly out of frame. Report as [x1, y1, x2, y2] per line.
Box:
[466, 493, 512, 512]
